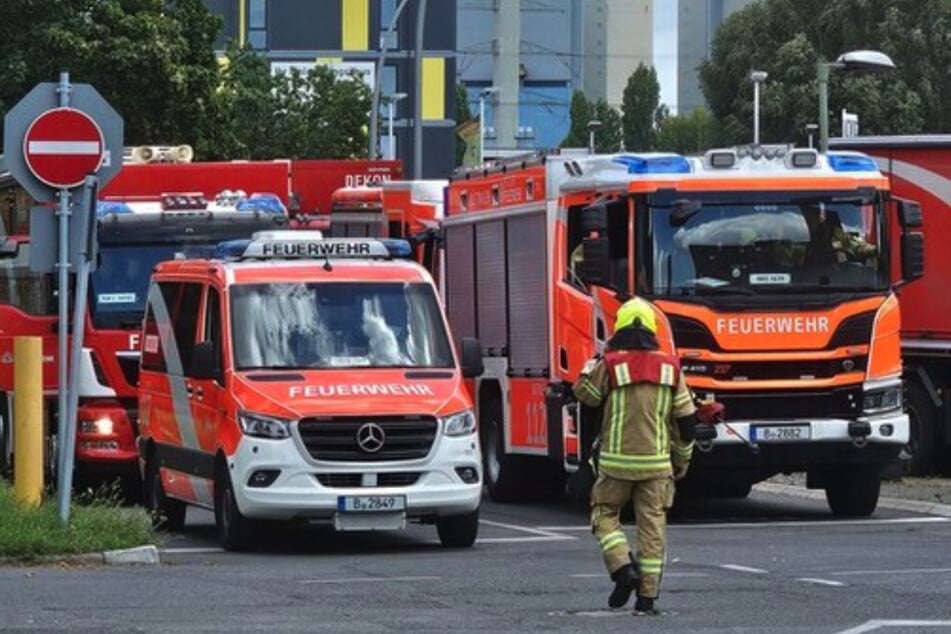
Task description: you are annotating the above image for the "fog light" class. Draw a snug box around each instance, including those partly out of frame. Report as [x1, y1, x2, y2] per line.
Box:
[248, 470, 280, 488]
[455, 466, 479, 484]
[80, 418, 114, 435]
[879, 424, 894, 437]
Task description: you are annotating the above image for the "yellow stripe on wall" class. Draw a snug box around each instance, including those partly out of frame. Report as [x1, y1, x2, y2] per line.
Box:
[422, 57, 446, 120]
[342, 0, 369, 51]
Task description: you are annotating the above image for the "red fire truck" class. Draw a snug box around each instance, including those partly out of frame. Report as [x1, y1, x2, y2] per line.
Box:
[831, 135, 951, 475]
[441, 147, 922, 516]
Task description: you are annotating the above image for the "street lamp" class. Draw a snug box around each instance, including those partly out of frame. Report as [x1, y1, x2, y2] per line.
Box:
[587, 120, 602, 154]
[385, 92, 407, 161]
[479, 87, 500, 165]
[750, 70, 768, 145]
[818, 50, 895, 152]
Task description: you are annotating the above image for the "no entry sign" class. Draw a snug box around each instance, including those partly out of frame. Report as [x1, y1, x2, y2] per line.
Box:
[23, 107, 105, 189]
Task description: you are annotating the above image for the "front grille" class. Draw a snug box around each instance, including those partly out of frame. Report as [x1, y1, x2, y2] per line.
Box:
[298, 416, 438, 462]
[708, 386, 863, 420]
[116, 354, 140, 387]
[315, 472, 422, 488]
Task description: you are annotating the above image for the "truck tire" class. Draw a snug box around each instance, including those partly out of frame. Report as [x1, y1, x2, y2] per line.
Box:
[144, 455, 186, 531]
[436, 509, 479, 548]
[904, 382, 937, 477]
[480, 396, 526, 502]
[215, 465, 256, 551]
[825, 465, 881, 517]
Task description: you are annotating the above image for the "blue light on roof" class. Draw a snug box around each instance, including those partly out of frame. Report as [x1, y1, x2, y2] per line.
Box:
[236, 193, 287, 215]
[381, 239, 413, 258]
[827, 153, 879, 173]
[213, 239, 251, 260]
[613, 154, 691, 175]
[96, 201, 133, 216]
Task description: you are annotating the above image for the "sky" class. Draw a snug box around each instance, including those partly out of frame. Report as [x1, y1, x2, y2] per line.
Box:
[653, 0, 678, 112]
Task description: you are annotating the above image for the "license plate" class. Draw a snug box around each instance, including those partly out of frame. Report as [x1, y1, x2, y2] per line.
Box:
[750, 424, 811, 442]
[336, 495, 406, 513]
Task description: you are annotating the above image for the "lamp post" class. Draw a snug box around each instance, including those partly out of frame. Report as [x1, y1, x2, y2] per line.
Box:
[818, 50, 895, 152]
[479, 87, 500, 165]
[386, 92, 407, 160]
[750, 70, 768, 145]
[587, 119, 602, 154]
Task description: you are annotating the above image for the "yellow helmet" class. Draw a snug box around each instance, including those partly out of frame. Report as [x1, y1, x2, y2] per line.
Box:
[614, 297, 657, 334]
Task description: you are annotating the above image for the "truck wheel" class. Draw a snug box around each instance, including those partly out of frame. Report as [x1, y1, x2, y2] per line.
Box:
[480, 400, 525, 502]
[903, 382, 937, 477]
[215, 466, 256, 552]
[144, 455, 186, 531]
[436, 509, 479, 548]
[825, 465, 881, 517]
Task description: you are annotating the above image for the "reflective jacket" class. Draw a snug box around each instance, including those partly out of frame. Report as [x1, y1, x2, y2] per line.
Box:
[573, 347, 696, 481]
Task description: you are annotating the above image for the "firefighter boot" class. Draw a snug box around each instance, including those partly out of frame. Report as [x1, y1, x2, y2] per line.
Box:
[608, 563, 639, 609]
[633, 596, 659, 616]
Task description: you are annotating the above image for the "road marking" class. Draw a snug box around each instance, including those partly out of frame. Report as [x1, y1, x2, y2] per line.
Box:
[538, 517, 949, 532]
[477, 536, 574, 544]
[797, 577, 846, 587]
[830, 567, 951, 577]
[479, 519, 572, 539]
[834, 620, 951, 634]
[720, 564, 768, 574]
[161, 547, 226, 554]
[300, 576, 442, 585]
[571, 572, 710, 579]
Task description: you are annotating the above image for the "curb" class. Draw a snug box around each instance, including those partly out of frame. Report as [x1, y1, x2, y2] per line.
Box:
[754, 482, 951, 518]
[0, 545, 161, 567]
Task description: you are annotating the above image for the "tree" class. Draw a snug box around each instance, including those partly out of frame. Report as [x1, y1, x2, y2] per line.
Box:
[698, 0, 937, 145]
[561, 90, 593, 147]
[454, 83, 474, 166]
[656, 108, 717, 155]
[592, 100, 623, 153]
[621, 64, 662, 151]
[0, 0, 222, 151]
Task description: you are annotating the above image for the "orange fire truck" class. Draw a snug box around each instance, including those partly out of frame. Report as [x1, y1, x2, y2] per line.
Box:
[442, 147, 923, 516]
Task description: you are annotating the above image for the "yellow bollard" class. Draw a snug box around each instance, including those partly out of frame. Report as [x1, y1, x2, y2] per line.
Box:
[14, 336, 43, 508]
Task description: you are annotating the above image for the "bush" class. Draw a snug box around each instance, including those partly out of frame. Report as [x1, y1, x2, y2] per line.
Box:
[0, 479, 155, 560]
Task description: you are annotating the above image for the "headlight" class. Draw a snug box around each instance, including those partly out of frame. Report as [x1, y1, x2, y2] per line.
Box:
[863, 385, 902, 414]
[442, 409, 477, 436]
[238, 410, 293, 439]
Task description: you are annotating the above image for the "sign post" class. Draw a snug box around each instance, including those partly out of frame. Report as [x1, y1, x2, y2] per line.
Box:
[4, 72, 123, 522]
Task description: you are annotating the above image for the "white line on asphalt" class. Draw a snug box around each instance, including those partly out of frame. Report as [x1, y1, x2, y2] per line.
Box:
[300, 576, 442, 585]
[720, 564, 769, 574]
[538, 517, 950, 532]
[477, 536, 574, 544]
[834, 619, 951, 634]
[479, 519, 574, 539]
[161, 547, 226, 554]
[571, 572, 710, 579]
[797, 577, 846, 587]
[829, 567, 951, 577]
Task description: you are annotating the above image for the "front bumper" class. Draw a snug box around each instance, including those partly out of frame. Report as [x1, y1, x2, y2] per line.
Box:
[230, 431, 483, 522]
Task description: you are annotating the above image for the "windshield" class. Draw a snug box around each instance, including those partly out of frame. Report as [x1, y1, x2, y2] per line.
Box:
[90, 243, 216, 329]
[231, 282, 454, 370]
[643, 195, 888, 298]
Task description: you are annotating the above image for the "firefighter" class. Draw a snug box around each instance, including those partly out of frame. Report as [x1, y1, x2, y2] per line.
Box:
[572, 297, 699, 615]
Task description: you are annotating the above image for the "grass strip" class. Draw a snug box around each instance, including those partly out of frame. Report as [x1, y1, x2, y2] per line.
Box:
[0, 479, 155, 561]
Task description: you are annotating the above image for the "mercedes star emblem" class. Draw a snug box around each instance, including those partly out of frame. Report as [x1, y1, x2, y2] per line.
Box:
[356, 422, 386, 453]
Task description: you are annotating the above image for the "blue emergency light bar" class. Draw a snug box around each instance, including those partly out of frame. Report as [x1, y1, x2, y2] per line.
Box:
[236, 193, 287, 216]
[613, 154, 692, 175]
[826, 153, 879, 173]
[97, 201, 133, 216]
[212, 234, 412, 261]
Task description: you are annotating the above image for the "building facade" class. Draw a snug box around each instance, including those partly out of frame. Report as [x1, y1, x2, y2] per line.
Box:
[203, 0, 457, 178]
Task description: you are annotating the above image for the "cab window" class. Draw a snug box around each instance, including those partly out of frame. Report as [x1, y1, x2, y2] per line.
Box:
[202, 287, 224, 373]
[141, 281, 202, 374]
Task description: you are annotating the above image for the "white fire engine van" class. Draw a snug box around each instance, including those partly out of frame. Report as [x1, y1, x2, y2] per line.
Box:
[137, 231, 484, 551]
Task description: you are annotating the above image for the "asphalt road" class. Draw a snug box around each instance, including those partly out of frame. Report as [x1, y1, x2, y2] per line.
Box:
[2, 489, 951, 633]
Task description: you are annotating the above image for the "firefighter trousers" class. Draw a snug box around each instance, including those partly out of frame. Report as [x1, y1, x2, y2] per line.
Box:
[591, 473, 672, 599]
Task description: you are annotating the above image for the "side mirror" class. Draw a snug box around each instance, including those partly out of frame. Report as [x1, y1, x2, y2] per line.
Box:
[901, 232, 924, 282]
[579, 237, 611, 286]
[190, 341, 222, 382]
[581, 203, 608, 234]
[459, 337, 484, 378]
[897, 199, 923, 228]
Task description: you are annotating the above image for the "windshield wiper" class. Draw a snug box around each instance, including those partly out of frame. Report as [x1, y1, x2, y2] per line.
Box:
[694, 285, 756, 296]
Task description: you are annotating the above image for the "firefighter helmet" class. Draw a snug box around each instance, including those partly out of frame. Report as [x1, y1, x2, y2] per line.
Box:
[614, 297, 657, 334]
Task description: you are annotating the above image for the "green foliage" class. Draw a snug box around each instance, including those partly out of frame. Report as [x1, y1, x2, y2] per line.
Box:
[561, 91, 622, 152]
[621, 64, 661, 151]
[698, 0, 941, 145]
[561, 90, 593, 147]
[454, 83, 474, 166]
[656, 108, 717, 155]
[206, 43, 371, 160]
[0, 480, 154, 560]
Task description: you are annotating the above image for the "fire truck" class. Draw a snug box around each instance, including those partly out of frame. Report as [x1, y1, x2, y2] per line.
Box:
[831, 135, 951, 475]
[441, 147, 922, 516]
